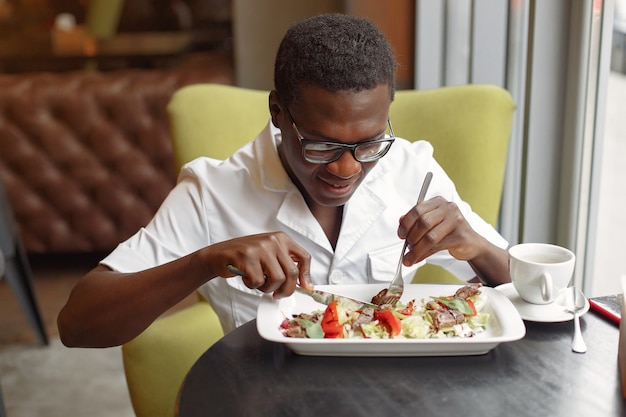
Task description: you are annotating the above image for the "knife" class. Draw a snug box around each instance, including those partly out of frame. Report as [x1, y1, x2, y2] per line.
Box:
[294, 287, 379, 310]
[226, 265, 378, 309]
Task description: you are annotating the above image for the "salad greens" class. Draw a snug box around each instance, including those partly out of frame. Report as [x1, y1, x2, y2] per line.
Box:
[280, 284, 489, 340]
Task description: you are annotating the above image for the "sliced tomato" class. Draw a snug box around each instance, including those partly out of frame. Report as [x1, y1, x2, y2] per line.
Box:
[374, 309, 402, 336]
[321, 300, 344, 338]
[466, 299, 477, 316]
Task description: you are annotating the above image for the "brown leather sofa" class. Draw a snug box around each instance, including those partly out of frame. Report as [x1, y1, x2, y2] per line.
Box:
[0, 58, 233, 254]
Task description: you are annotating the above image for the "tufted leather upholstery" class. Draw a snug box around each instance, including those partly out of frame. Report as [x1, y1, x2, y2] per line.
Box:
[0, 62, 233, 253]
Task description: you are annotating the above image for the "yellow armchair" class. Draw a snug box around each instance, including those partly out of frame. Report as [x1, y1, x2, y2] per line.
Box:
[391, 85, 515, 283]
[122, 300, 222, 417]
[121, 83, 514, 417]
[168, 84, 269, 164]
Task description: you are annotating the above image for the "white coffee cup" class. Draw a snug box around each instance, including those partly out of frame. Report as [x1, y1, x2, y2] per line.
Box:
[508, 243, 575, 305]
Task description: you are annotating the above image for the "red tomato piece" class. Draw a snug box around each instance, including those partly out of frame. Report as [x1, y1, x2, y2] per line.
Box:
[374, 309, 402, 336]
[321, 300, 343, 338]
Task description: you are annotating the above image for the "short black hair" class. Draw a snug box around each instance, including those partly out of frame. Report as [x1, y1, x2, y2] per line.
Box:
[274, 13, 397, 106]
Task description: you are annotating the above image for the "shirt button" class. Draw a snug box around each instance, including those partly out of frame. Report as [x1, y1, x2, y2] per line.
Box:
[329, 270, 343, 284]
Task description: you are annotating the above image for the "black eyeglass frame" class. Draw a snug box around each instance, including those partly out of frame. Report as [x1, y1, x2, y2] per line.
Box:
[285, 108, 396, 164]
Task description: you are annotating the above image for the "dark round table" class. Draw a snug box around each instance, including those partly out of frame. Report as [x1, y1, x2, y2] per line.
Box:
[176, 310, 623, 417]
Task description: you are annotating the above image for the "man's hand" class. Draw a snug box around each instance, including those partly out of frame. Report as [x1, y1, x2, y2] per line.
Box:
[397, 196, 509, 286]
[398, 196, 482, 264]
[203, 232, 313, 298]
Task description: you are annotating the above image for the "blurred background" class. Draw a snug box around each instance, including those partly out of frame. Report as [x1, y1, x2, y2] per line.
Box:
[1, 1, 625, 416]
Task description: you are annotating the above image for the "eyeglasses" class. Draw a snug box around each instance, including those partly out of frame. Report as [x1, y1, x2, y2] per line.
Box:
[285, 108, 395, 164]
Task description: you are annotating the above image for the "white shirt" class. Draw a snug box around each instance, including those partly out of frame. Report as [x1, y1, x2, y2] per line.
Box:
[101, 122, 508, 333]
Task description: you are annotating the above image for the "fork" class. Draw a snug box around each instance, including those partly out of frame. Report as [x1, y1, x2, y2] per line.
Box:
[375, 171, 433, 306]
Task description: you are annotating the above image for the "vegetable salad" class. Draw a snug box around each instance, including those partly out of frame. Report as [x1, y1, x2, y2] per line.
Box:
[280, 284, 489, 339]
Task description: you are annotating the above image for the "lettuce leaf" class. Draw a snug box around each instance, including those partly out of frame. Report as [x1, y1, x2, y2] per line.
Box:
[431, 297, 474, 315]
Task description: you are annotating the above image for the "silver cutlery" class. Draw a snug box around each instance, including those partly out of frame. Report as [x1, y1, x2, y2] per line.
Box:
[564, 286, 588, 353]
[293, 287, 378, 310]
[226, 264, 377, 309]
[374, 171, 433, 306]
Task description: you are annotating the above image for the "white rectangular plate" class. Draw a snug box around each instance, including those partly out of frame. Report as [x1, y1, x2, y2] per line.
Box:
[257, 283, 526, 357]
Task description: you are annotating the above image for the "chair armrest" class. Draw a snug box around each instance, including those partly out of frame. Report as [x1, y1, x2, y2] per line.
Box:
[122, 301, 224, 417]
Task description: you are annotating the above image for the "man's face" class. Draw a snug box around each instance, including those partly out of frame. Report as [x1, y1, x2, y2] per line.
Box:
[271, 84, 392, 212]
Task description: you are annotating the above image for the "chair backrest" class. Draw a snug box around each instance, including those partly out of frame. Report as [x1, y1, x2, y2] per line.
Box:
[167, 83, 514, 284]
[391, 84, 515, 283]
[167, 84, 269, 169]
[392, 84, 514, 227]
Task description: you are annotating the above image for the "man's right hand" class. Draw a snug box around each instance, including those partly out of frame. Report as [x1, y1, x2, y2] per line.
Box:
[203, 231, 313, 298]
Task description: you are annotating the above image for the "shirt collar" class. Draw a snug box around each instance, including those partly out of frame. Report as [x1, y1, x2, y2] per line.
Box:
[252, 121, 293, 192]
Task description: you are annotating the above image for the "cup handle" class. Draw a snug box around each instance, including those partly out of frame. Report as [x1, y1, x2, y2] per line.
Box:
[540, 273, 553, 302]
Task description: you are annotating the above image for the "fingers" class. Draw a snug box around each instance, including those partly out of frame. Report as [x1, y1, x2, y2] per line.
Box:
[399, 196, 444, 244]
[270, 251, 313, 298]
[397, 198, 442, 239]
[218, 232, 311, 298]
[399, 197, 477, 265]
[254, 252, 299, 294]
[297, 256, 313, 291]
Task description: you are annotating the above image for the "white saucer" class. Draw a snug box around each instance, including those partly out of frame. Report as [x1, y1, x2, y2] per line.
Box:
[495, 283, 590, 323]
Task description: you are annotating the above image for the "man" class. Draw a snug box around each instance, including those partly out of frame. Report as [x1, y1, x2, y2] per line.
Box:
[58, 14, 510, 348]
